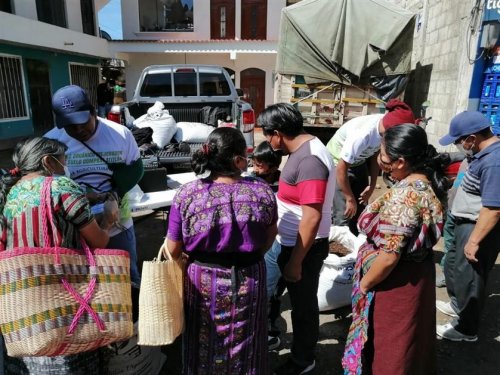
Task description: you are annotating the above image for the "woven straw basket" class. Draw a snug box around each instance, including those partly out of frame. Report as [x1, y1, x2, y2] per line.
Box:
[0, 248, 134, 357]
[0, 177, 133, 357]
[138, 242, 184, 346]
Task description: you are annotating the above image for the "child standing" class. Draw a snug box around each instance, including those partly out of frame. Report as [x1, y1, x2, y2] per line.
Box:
[252, 141, 284, 350]
[251, 141, 282, 190]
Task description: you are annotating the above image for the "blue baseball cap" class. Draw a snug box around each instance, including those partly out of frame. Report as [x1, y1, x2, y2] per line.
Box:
[52, 85, 92, 128]
[439, 111, 491, 146]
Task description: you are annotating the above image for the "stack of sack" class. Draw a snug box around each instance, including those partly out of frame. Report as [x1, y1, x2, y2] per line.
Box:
[133, 102, 177, 148]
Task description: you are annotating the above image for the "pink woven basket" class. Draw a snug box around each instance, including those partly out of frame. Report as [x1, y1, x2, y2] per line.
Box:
[0, 177, 133, 357]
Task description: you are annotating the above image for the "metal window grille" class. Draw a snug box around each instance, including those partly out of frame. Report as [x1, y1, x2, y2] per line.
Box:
[0, 54, 28, 120]
[69, 63, 100, 108]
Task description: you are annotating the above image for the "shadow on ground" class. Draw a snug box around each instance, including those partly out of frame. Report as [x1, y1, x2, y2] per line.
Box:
[134, 211, 500, 375]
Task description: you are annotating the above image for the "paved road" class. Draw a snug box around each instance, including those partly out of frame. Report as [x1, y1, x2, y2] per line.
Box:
[133, 128, 500, 374]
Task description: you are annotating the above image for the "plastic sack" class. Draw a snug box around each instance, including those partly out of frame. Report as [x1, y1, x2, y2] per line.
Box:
[106, 323, 167, 375]
[318, 253, 356, 311]
[134, 102, 177, 148]
[317, 226, 366, 311]
[128, 184, 145, 202]
[174, 122, 214, 143]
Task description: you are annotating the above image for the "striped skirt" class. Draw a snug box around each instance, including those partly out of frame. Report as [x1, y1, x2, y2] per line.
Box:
[183, 259, 268, 375]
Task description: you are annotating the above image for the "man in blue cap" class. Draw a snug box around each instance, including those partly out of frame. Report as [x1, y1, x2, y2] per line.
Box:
[46, 85, 143, 286]
[436, 111, 500, 342]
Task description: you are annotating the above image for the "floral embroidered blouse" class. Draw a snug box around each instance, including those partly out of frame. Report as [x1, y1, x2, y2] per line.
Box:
[1, 176, 93, 250]
[357, 179, 444, 272]
[167, 177, 277, 253]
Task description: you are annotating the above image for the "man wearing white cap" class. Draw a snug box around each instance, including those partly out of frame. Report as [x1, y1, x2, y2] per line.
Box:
[436, 111, 500, 342]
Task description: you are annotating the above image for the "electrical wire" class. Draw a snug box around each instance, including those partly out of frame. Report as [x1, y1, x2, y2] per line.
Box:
[466, 0, 485, 64]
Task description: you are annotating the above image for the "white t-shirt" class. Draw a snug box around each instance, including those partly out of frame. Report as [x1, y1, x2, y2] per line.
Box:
[45, 117, 140, 235]
[326, 114, 383, 167]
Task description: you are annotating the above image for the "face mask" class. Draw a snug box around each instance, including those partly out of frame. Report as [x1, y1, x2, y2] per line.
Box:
[52, 156, 71, 178]
[455, 143, 474, 157]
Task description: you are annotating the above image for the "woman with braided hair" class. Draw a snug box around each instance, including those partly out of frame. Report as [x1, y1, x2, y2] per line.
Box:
[343, 124, 449, 375]
[166, 127, 277, 374]
[0, 137, 109, 374]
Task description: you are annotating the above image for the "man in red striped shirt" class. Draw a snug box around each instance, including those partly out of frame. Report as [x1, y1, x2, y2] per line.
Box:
[258, 103, 336, 375]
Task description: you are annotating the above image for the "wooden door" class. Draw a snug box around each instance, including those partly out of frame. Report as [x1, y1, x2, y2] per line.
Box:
[241, 68, 265, 118]
[211, 0, 235, 39]
[26, 59, 53, 135]
[241, 0, 267, 40]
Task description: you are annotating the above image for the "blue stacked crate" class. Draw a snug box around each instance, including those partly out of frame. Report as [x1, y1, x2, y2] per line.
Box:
[480, 72, 500, 135]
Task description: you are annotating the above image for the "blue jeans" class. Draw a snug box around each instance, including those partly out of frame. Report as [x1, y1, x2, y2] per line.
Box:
[97, 104, 112, 118]
[107, 225, 141, 287]
[265, 240, 282, 298]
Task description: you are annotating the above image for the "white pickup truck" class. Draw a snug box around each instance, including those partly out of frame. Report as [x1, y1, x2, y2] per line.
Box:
[108, 64, 255, 170]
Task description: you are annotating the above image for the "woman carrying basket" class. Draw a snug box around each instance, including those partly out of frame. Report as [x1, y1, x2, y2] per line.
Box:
[0, 137, 110, 374]
[166, 127, 278, 374]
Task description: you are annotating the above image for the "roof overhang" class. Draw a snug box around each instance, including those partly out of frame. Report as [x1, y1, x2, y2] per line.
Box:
[108, 39, 278, 55]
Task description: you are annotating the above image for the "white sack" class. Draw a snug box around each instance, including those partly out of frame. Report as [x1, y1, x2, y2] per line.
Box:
[317, 226, 366, 311]
[133, 101, 177, 148]
[174, 122, 214, 143]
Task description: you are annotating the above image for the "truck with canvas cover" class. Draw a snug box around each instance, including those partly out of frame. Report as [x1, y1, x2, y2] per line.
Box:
[274, 0, 416, 143]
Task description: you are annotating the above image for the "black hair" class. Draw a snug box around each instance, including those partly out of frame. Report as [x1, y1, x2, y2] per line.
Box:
[476, 126, 493, 138]
[252, 141, 282, 169]
[0, 137, 67, 224]
[257, 103, 304, 137]
[191, 127, 247, 177]
[383, 124, 450, 202]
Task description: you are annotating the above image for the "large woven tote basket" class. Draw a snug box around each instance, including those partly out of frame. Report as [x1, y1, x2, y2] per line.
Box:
[138, 242, 184, 345]
[0, 177, 133, 357]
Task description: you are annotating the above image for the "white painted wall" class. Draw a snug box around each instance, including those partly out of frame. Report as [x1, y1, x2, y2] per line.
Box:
[0, 12, 111, 58]
[66, 0, 84, 33]
[122, 0, 286, 41]
[122, 0, 210, 40]
[10, 0, 105, 35]
[12, 0, 37, 19]
[267, 0, 286, 40]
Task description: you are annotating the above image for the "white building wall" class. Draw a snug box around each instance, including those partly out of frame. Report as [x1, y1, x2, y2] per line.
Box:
[12, 0, 37, 19]
[0, 12, 110, 58]
[267, 0, 286, 40]
[121, 0, 210, 40]
[10, 0, 102, 35]
[66, 0, 84, 33]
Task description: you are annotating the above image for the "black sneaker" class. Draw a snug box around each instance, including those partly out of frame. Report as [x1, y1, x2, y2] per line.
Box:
[268, 335, 281, 351]
[275, 359, 315, 375]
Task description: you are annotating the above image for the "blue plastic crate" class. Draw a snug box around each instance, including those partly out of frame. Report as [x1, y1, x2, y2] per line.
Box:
[481, 73, 500, 102]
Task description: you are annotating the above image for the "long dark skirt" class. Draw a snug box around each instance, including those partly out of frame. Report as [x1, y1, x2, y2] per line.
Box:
[183, 260, 268, 375]
[365, 257, 436, 375]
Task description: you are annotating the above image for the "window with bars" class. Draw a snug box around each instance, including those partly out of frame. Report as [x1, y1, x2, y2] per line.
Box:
[0, 54, 28, 121]
[69, 63, 99, 107]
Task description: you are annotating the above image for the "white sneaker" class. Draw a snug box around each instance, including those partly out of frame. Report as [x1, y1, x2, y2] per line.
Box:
[437, 323, 478, 342]
[436, 300, 458, 318]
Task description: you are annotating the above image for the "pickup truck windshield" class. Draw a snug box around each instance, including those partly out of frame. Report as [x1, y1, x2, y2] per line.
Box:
[139, 70, 231, 97]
